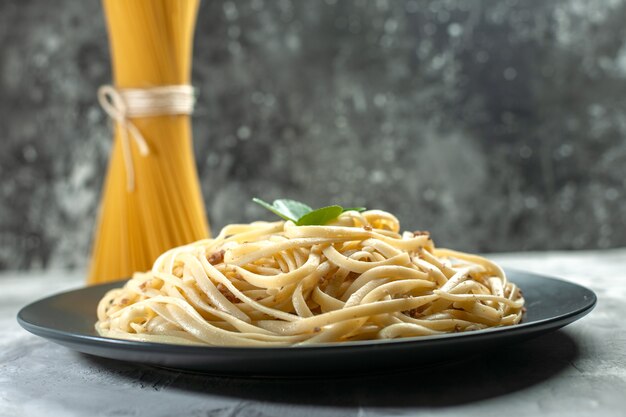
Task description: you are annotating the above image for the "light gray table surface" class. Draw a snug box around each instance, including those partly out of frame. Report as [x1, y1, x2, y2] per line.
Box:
[1, 249, 624, 417]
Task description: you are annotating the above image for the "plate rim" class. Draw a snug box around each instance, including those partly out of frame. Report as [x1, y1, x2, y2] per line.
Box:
[17, 268, 597, 353]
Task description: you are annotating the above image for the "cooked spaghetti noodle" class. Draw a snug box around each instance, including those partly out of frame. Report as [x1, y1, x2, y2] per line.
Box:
[96, 210, 524, 346]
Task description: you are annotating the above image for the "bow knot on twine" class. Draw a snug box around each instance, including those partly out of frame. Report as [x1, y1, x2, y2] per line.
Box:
[98, 85, 195, 191]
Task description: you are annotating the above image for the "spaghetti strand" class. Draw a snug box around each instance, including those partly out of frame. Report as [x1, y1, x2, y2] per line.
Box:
[96, 210, 524, 345]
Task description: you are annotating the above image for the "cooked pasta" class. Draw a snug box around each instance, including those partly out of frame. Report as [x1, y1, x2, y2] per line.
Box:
[96, 210, 525, 346]
[88, 0, 209, 284]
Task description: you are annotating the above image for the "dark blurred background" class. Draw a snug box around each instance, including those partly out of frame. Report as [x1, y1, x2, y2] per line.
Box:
[1, 0, 625, 270]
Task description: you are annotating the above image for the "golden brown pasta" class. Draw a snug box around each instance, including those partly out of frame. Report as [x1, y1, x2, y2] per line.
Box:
[88, 0, 209, 284]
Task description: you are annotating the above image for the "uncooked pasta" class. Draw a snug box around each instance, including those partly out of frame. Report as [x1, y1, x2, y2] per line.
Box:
[88, 0, 209, 284]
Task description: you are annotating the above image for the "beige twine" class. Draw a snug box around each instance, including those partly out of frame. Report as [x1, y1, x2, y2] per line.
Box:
[98, 85, 195, 191]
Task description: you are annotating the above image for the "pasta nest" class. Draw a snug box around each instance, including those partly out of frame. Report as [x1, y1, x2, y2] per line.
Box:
[96, 210, 524, 346]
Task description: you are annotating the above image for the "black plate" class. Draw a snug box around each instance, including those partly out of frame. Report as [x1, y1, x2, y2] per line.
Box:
[17, 269, 596, 376]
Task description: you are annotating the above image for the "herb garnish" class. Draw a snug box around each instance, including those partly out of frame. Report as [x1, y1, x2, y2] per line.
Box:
[252, 198, 366, 226]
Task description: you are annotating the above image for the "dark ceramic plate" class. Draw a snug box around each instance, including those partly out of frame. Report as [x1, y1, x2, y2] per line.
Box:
[17, 269, 596, 376]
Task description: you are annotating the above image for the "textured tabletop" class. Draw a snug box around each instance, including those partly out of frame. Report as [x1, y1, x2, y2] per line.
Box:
[1, 250, 624, 417]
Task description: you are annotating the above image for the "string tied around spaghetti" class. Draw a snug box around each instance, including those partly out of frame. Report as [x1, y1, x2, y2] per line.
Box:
[97, 84, 195, 191]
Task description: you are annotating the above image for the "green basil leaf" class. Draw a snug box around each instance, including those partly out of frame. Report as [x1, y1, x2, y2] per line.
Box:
[252, 198, 297, 222]
[253, 198, 365, 226]
[296, 205, 344, 226]
[342, 207, 367, 213]
[252, 198, 312, 222]
[272, 199, 313, 221]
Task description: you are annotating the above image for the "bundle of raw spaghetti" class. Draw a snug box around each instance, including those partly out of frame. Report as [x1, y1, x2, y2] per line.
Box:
[96, 209, 525, 346]
[88, 0, 209, 284]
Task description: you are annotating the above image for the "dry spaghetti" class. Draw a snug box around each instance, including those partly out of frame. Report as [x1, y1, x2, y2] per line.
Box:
[96, 210, 524, 346]
[88, 0, 209, 284]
